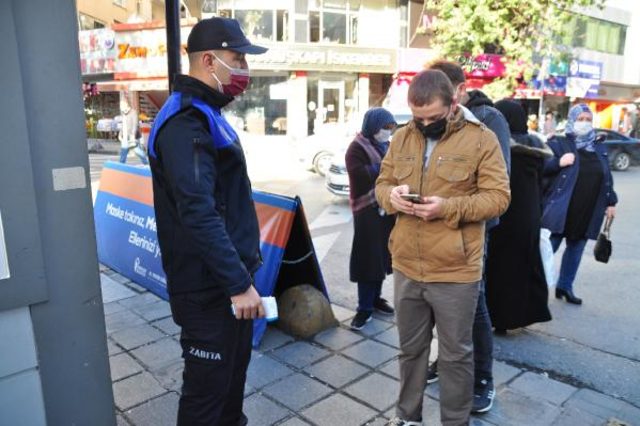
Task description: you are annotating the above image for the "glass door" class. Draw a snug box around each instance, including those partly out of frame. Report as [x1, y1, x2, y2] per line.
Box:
[318, 80, 345, 124]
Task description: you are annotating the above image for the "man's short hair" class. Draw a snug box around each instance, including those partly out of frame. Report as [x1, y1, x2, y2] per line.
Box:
[408, 69, 455, 108]
[427, 60, 466, 86]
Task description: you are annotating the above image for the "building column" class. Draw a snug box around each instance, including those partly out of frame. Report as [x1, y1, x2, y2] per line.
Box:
[358, 73, 370, 115]
[287, 71, 309, 140]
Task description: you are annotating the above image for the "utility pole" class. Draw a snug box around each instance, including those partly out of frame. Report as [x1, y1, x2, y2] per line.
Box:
[165, 0, 182, 92]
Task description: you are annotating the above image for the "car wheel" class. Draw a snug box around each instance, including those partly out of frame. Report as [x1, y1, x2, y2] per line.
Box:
[613, 151, 630, 171]
[313, 151, 333, 177]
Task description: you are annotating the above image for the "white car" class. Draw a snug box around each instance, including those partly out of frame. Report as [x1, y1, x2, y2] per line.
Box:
[294, 122, 354, 176]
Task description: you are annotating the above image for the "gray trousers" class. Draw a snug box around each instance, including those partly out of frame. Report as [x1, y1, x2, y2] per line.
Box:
[394, 270, 480, 426]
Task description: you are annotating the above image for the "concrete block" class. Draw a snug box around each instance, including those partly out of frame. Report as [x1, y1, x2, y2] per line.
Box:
[344, 373, 399, 412]
[493, 361, 522, 387]
[125, 392, 179, 426]
[131, 338, 182, 371]
[550, 407, 606, 426]
[110, 353, 144, 382]
[246, 353, 294, 389]
[343, 339, 397, 368]
[132, 301, 172, 322]
[104, 301, 128, 316]
[481, 388, 561, 426]
[111, 323, 166, 350]
[279, 417, 311, 426]
[101, 273, 137, 303]
[313, 326, 364, 351]
[258, 326, 294, 352]
[112, 372, 167, 411]
[105, 309, 146, 334]
[152, 360, 184, 393]
[331, 304, 356, 322]
[117, 292, 162, 309]
[271, 341, 331, 368]
[379, 359, 400, 380]
[152, 317, 181, 336]
[509, 372, 577, 405]
[352, 318, 393, 337]
[264, 373, 332, 410]
[302, 394, 377, 426]
[306, 355, 369, 388]
[372, 327, 399, 349]
[243, 393, 290, 426]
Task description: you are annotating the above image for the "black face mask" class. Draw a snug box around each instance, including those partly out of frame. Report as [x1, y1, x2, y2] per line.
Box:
[415, 117, 448, 140]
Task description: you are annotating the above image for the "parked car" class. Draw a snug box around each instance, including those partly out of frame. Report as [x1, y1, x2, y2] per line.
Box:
[552, 128, 640, 171]
[325, 111, 411, 196]
[294, 122, 354, 176]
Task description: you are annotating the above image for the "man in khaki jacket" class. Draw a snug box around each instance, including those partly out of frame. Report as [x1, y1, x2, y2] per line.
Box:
[377, 70, 510, 426]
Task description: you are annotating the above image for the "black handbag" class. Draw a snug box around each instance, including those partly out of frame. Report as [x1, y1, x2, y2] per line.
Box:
[594, 217, 613, 263]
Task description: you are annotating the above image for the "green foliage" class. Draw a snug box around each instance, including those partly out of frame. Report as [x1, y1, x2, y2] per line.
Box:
[424, 0, 606, 98]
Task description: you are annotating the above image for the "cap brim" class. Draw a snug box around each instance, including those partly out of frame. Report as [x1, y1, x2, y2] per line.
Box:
[230, 43, 268, 54]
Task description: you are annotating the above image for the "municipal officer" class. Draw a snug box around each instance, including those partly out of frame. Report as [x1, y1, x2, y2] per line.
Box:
[147, 17, 267, 425]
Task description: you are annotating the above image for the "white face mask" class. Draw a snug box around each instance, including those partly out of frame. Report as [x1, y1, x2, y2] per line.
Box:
[573, 121, 593, 136]
[374, 128, 392, 142]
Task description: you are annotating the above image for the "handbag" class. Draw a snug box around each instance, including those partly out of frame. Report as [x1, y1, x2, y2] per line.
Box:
[594, 216, 613, 263]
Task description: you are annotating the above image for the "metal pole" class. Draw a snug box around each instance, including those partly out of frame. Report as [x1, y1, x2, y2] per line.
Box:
[165, 0, 181, 93]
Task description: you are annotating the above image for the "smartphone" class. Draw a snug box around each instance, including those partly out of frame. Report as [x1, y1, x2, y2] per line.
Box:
[400, 193, 423, 203]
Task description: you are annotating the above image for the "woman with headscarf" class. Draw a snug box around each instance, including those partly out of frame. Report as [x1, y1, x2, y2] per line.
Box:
[485, 100, 553, 333]
[346, 107, 397, 330]
[542, 104, 618, 305]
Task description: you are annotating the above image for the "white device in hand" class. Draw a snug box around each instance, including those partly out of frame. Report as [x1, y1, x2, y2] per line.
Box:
[231, 296, 278, 322]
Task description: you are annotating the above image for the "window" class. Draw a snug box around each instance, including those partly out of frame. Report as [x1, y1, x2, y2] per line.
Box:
[79, 13, 106, 30]
[113, 0, 126, 7]
[564, 15, 627, 55]
[308, 0, 360, 44]
[235, 10, 274, 42]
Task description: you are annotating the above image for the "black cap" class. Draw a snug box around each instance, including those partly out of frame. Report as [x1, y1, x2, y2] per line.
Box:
[187, 17, 268, 55]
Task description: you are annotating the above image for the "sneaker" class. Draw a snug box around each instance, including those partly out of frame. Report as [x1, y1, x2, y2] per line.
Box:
[426, 360, 439, 384]
[374, 298, 395, 315]
[385, 417, 422, 426]
[350, 311, 372, 330]
[471, 379, 495, 414]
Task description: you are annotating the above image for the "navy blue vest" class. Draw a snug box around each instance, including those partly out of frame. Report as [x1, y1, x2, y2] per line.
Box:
[147, 91, 239, 159]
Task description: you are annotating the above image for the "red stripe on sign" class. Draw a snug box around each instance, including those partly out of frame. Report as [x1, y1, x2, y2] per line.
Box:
[255, 202, 295, 249]
[98, 168, 154, 207]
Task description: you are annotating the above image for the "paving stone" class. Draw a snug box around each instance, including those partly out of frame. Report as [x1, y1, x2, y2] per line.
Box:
[365, 417, 391, 426]
[125, 392, 179, 426]
[132, 301, 172, 322]
[371, 311, 396, 324]
[343, 339, 397, 367]
[493, 361, 523, 387]
[116, 414, 131, 425]
[331, 304, 356, 322]
[271, 341, 331, 368]
[372, 327, 399, 348]
[131, 338, 182, 371]
[352, 318, 393, 337]
[344, 373, 399, 412]
[481, 388, 561, 426]
[424, 380, 441, 401]
[152, 317, 181, 336]
[244, 383, 255, 397]
[108, 339, 125, 356]
[246, 353, 294, 389]
[154, 360, 184, 393]
[306, 355, 369, 388]
[104, 301, 128, 316]
[111, 323, 167, 350]
[258, 327, 294, 351]
[110, 353, 144, 382]
[113, 372, 167, 411]
[123, 280, 149, 294]
[99, 263, 109, 272]
[509, 372, 577, 405]
[101, 274, 137, 303]
[244, 393, 290, 426]
[109, 273, 132, 285]
[117, 292, 162, 309]
[313, 327, 364, 351]
[378, 359, 399, 380]
[301, 394, 377, 426]
[105, 310, 146, 334]
[550, 407, 605, 426]
[264, 373, 332, 410]
[278, 417, 311, 426]
[563, 389, 637, 423]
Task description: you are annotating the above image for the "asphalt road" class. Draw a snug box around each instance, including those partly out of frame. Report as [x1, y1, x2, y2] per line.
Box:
[89, 151, 640, 409]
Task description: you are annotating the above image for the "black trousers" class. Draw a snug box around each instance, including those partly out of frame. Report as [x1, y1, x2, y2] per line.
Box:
[169, 287, 253, 426]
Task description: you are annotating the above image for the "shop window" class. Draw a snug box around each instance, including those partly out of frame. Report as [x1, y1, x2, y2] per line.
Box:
[226, 76, 288, 135]
[235, 10, 274, 43]
[308, 0, 360, 44]
[218, 9, 232, 18]
[277, 10, 289, 42]
[323, 12, 346, 43]
[309, 11, 320, 42]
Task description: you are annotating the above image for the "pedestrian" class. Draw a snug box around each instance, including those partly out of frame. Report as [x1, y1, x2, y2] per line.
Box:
[544, 111, 557, 138]
[146, 17, 267, 425]
[485, 99, 552, 333]
[542, 103, 618, 305]
[118, 98, 148, 165]
[376, 69, 510, 426]
[346, 107, 397, 330]
[426, 60, 511, 414]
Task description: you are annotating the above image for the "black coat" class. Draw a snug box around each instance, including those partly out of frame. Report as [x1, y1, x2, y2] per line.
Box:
[486, 139, 552, 330]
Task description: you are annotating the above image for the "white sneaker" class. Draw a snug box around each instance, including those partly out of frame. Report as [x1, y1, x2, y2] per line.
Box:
[385, 417, 423, 426]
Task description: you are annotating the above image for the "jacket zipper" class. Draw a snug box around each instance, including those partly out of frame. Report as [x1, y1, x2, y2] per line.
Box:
[193, 137, 201, 184]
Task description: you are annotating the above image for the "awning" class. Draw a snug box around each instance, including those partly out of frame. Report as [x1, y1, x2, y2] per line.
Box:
[96, 78, 168, 92]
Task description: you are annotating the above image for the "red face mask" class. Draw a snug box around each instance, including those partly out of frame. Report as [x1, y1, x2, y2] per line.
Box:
[212, 54, 250, 97]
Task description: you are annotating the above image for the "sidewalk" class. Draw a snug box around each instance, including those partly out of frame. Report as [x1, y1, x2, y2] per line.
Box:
[100, 266, 639, 426]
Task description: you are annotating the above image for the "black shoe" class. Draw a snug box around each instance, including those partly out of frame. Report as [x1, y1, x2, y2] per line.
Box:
[555, 288, 582, 305]
[350, 311, 372, 330]
[374, 298, 395, 315]
[471, 379, 495, 414]
[426, 360, 439, 384]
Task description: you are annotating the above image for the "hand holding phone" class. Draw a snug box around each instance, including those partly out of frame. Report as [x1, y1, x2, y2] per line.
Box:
[399, 193, 424, 204]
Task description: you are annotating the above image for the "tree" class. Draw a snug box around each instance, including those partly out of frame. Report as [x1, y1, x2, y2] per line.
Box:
[422, 0, 606, 99]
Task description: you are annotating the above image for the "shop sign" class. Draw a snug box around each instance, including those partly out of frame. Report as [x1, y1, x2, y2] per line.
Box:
[567, 59, 602, 98]
[457, 54, 506, 79]
[79, 29, 117, 75]
[247, 44, 397, 73]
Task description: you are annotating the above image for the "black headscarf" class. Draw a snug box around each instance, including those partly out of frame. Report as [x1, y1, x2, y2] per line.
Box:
[494, 99, 528, 135]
